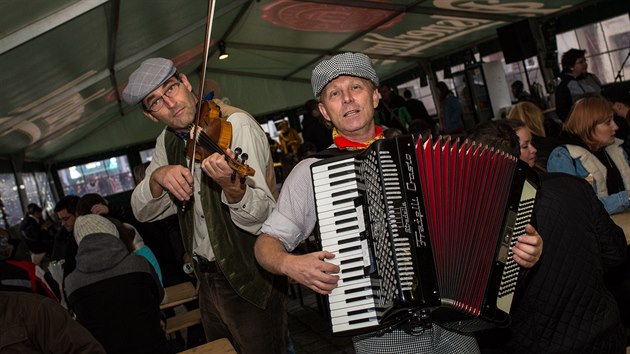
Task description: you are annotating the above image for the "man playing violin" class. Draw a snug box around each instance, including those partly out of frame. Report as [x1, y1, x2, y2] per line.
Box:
[122, 58, 286, 354]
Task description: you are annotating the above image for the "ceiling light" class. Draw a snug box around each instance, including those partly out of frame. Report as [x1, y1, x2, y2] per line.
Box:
[218, 41, 229, 60]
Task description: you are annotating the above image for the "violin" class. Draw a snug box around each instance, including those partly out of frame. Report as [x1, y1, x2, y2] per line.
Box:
[186, 99, 255, 184]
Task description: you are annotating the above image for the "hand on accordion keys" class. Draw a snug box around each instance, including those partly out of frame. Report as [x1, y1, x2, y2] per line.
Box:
[284, 250, 341, 295]
[512, 224, 543, 268]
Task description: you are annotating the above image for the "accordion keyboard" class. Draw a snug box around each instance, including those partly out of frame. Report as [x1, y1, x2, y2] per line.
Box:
[311, 156, 380, 333]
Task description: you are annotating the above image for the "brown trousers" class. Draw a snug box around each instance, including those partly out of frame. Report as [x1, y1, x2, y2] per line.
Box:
[197, 266, 287, 354]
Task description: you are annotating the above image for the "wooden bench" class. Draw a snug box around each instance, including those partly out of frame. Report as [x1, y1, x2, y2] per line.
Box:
[166, 308, 202, 335]
[178, 338, 236, 353]
[161, 281, 198, 310]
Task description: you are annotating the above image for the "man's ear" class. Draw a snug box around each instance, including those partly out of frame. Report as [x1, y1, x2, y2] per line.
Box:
[373, 88, 380, 109]
[180, 74, 194, 92]
[318, 102, 332, 124]
[143, 111, 159, 123]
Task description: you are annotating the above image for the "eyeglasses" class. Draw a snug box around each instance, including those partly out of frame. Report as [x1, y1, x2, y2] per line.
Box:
[145, 79, 181, 112]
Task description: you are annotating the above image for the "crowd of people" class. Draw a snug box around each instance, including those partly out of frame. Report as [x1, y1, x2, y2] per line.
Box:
[2, 182, 191, 352]
[1, 47, 630, 354]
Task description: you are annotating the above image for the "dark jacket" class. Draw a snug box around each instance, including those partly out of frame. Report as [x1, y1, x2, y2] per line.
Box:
[554, 72, 601, 122]
[404, 98, 433, 127]
[0, 260, 60, 300]
[19, 215, 54, 254]
[0, 291, 105, 353]
[51, 228, 78, 282]
[301, 114, 333, 152]
[503, 173, 626, 353]
[65, 233, 171, 354]
[375, 94, 409, 131]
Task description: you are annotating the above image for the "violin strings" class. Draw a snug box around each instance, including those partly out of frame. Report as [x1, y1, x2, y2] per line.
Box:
[196, 130, 251, 176]
[197, 131, 226, 155]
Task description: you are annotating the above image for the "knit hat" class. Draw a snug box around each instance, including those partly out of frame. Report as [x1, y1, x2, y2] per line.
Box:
[74, 214, 119, 245]
[122, 57, 177, 105]
[311, 52, 379, 98]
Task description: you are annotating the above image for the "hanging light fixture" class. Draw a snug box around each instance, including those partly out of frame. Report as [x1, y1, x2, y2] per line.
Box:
[218, 41, 229, 60]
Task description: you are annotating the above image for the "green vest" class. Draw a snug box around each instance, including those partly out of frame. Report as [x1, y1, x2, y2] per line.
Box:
[164, 130, 273, 309]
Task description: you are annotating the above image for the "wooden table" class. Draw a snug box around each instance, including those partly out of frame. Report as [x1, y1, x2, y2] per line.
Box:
[178, 338, 236, 353]
[166, 308, 201, 335]
[610, 209, 630, 244]
[161, 281, 198, 310]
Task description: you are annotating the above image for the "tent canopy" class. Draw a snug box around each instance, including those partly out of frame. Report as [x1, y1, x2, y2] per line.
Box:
[0, 0, 594, 162]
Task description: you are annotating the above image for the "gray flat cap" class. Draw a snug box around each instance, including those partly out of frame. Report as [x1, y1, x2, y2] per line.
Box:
[122, 58, 177, 105]
[311, 52, 379, 98]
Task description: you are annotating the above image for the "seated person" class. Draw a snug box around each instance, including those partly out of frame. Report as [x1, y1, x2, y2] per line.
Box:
[19, 203, 55, 265]
[469, 120, 627, 353]
[278, 121, 302, 156]
[508, 101, 559, 170]
[554, 48, 602, 122]
[504, 119, 539, 170]
[0, 291, 105, 353]
[547, 96, 630, 214]
[76, 193, 163, 284]
[0, 258, 60, 301]
[51, 195, 80, 285]
[511, 80, 532, 104]
[65, 215, 171, 354]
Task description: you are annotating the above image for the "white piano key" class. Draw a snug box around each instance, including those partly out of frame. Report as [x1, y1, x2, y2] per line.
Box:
[329, 295, 378, 311]
[316, 199, 356, 213]
[314, 180, 358, 195]
[331, 306, 377, 322]
[332, 319, 378, 333]
[329, 287, 375, 303]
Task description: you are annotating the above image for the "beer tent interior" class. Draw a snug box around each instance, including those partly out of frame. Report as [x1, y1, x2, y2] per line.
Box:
[2, 0, 618, 164]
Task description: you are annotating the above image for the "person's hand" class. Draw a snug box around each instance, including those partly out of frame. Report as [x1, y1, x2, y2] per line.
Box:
[90, 203, 109, 215]
[512, 224, 543, 268]
[200, 149, 236, 184]
[281, 251, 340, 295]
[200, 149, 246, 203]
[150, 165, 194, 201]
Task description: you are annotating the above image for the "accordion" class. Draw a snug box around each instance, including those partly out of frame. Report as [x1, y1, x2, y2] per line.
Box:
[310, 134, 539, 336]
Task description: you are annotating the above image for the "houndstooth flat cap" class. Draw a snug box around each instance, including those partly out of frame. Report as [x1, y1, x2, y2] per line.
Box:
[311, 52, 379, 98]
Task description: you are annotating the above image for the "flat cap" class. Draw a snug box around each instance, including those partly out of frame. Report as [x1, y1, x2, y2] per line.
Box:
[122, 58, 177, 105]
[311, 52, 379, 98]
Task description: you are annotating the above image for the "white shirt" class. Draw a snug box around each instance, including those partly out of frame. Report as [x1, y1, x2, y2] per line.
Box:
[131, 112, 276, 260]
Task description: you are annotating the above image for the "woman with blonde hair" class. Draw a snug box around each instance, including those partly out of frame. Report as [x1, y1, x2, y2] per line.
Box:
[547, 95, 630, 214]
[508, 102, 545, 136]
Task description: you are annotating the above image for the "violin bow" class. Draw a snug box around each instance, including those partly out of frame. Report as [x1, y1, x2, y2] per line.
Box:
[184, 0, 216, 210]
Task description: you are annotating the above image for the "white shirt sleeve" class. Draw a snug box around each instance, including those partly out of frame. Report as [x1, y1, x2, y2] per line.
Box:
[222, 112, 276, 235]
[130, 130, 178, 222]
[261, 158, 319, 252]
